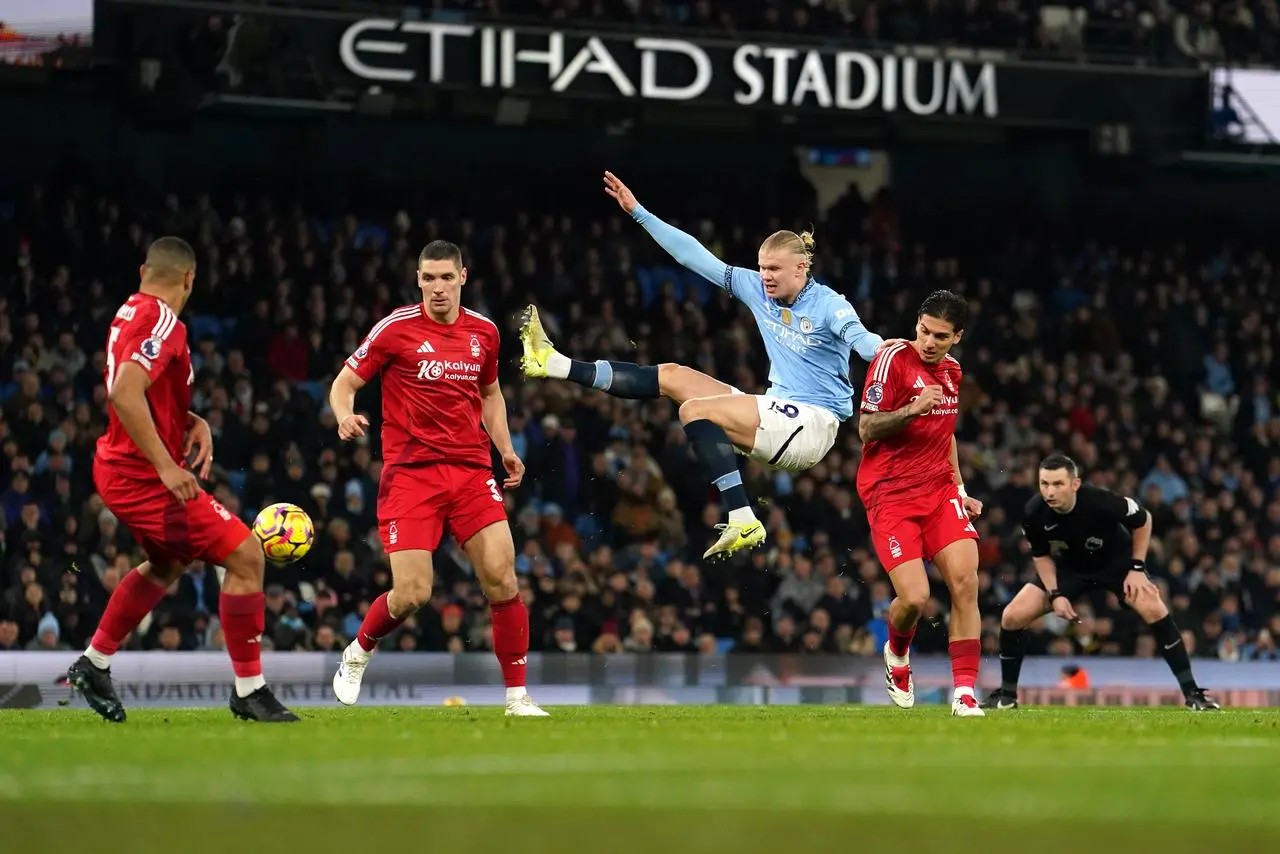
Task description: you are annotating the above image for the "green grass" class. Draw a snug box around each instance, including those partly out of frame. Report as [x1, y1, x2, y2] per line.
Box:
[1, 706, 1277, 854]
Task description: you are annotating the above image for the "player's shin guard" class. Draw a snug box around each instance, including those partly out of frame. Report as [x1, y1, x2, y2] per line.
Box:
[219, 592, 266, 697]
[355, 591, 407, 653]
[1151, 615, 1199, 697]
[949, 638, 981, 693]
[490, 595, 530, 691]
[998, 628, 1027, 694]
[683, 419, 750, 515]
[88, 568, 169, 662]
[566, 360, 659, 399]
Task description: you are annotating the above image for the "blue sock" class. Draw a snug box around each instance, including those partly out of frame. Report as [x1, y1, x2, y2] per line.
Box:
[683, 419, 749, 513]
[567, 360, 659, 399]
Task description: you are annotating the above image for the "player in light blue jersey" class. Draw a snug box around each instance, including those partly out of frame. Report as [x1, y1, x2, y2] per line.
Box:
[519, 171, 893, 560]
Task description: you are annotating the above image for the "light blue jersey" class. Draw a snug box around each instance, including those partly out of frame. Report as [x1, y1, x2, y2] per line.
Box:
[631, 204, 883, 420]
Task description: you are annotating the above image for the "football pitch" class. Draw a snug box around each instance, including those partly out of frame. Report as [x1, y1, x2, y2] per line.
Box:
[1, 706, 1276, 854]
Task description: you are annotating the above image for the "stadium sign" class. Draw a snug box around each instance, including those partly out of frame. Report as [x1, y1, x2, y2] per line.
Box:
[337, 20, 998, 119]
[92, 1, 1208, 136]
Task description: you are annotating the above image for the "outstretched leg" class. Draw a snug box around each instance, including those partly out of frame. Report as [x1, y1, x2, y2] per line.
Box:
[519, 305, 735, 403]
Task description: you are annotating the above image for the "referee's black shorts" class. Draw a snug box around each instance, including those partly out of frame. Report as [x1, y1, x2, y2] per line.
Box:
[1030, 570, 1129, 602]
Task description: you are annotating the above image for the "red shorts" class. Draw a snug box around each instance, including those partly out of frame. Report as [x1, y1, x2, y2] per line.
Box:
[377, 462, 508, 553]
[94, 458, 251, 567]
[867, 485, 979, 572]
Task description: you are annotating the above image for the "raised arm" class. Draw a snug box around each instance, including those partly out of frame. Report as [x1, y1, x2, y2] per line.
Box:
[831, 298, 885, 363]
[603, 171, 731, 288]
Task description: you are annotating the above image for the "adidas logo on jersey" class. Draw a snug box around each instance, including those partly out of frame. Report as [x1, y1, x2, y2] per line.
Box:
[913, 376, 927, 389]
[417, 341, 435, 354]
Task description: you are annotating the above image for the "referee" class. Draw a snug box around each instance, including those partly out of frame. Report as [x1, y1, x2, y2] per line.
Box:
[983, 453, 1220, 711]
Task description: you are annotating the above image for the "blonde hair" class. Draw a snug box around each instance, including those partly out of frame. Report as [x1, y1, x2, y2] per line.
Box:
[761, 229, 816, 274]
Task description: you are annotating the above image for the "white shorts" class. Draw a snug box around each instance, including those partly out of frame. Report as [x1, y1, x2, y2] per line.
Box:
[737, 394, 839, 473]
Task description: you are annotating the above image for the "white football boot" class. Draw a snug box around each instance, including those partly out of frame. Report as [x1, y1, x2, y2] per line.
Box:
[332, 641, 371, 706]
[505, 691, 550, 717]
[883, 641, 915, 709]
[951, 688, 986, 717]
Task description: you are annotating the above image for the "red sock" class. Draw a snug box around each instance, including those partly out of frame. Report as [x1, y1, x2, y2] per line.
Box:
[888, 624, 916, 657]
[490, 595, 529, 688]
[90, 568, 168, 655]
[356, 592, 405, 652]
[949, 638, 981, 691]
[219, 592, 265, 678]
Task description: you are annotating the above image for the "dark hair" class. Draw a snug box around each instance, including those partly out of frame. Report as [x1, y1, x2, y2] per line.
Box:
[917, 289, 968, 331]
[145, 236, 196, 273]
[1038, 453, 1079, 478]
[418, 240, 464, 267]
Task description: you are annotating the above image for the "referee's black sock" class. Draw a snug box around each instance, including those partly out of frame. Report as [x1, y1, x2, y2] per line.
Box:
[999, 628, 1028, 694]
[566, 360, 659, 399]
[1151, 615, 1199, 697]
[683, 419, 751, 515]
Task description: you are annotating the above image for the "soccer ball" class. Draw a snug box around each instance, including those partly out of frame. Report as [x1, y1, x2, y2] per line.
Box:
[252, 503, 315, 564]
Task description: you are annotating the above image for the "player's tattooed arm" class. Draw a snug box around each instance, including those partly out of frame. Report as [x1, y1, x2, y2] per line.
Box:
[857, 406, 918, 442]
[860, 386, 942, 440]
[858, 385, 942, 442]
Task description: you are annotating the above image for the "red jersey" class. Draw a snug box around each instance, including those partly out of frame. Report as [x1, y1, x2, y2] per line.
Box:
[346, 303, 500, 470]
[96, 293, 194, 476]
[856, 342, 961, 506]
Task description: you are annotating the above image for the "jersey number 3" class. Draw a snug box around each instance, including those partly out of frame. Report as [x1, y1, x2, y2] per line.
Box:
[948, 499, 977, 533]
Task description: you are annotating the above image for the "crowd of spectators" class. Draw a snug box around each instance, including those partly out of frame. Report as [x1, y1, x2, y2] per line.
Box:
[0, 164, 1278, 667]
